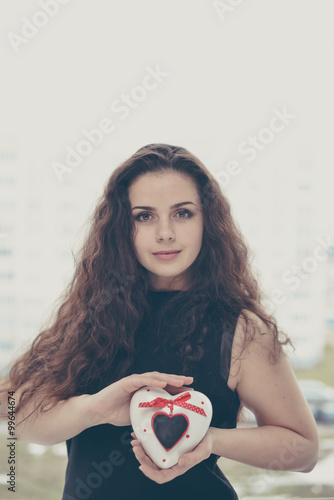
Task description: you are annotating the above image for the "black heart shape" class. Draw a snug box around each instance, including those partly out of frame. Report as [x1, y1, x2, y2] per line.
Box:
[152, 412, 189, 451]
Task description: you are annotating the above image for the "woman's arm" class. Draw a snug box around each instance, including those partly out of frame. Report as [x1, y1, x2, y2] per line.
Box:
[15, 392, 94, 445]
[131, 311, 319, 483]
[213, 309, 319, 472]
[15, 372, 193, 445]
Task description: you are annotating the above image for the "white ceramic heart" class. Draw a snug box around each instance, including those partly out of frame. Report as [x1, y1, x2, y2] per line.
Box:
[130, 386, 212, 469]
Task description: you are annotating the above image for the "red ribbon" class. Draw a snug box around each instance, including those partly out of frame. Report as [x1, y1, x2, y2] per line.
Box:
[138, 392, 207, 416]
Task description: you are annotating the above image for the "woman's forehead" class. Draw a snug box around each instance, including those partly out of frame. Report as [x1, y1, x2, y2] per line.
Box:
[128, 171, 200, 204]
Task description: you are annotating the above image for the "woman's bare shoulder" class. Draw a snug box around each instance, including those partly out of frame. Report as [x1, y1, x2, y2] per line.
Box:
[227, 308, 280, 391]
[233, 308, 276, 353]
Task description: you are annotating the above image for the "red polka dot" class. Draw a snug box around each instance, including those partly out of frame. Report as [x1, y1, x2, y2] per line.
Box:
[143, 429, 146, 432]
[147, 389, 150, 391]
[163, 459, 166, 462]
[201, 401, 204, 404]
[186, 434, 190, 438]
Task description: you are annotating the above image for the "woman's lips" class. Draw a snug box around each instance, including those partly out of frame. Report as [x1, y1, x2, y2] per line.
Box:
[153, 251, 181, 261]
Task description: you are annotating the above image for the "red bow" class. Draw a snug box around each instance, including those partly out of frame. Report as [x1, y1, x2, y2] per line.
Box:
[138, 392, 207, 416]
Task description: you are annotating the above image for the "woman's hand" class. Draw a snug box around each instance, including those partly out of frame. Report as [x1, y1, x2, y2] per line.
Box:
[90, 372, 194, 427]
[130, 428, 214, 484]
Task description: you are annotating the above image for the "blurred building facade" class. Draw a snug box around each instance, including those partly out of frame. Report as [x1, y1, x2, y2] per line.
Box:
[0, 135, 17, 372]
[326, 245, 334, 329]
[0, 134, 78, 373]
[220, 156, 329, 369]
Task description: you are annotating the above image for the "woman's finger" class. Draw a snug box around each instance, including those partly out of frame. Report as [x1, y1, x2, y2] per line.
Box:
[125, 373, 193, 392]
[132, 444, 160, 470]
[132, 441, 191, 483]
[134, 372, 193, 381]
[135, 372, 193, 384]
[165, 384, 194, 395]
[139, 462, 181, 483]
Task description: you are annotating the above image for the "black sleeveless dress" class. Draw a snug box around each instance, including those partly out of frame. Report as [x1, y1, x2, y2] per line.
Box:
[62, 290, 241, 500]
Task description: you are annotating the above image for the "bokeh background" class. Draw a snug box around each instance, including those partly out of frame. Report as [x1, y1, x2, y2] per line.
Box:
[0, 0, 333, 498]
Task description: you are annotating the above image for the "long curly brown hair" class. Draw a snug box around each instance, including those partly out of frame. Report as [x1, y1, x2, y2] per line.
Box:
[1, 143, 291, 417]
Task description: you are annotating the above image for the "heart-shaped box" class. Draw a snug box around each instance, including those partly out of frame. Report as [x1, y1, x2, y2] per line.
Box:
[130, 386, 212, 469]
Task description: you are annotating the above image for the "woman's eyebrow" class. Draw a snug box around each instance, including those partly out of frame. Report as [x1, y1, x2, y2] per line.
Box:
[131, 201, 197, 211]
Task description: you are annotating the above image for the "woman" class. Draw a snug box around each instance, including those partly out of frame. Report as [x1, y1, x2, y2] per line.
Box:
[1, 143, 318, 499]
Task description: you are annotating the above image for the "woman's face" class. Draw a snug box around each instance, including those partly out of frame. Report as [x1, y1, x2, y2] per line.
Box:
[128, 170, 204, 291]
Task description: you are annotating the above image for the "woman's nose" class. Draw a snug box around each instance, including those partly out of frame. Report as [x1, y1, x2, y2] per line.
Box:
[156, 218, 175, 240]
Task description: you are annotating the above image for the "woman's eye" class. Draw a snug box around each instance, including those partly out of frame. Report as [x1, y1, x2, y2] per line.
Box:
[135, 213, 151, 221]
[177, 209, 192, 218]
[134, 209, 192, 222]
